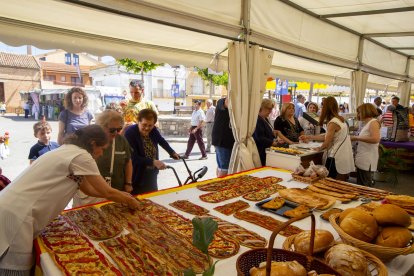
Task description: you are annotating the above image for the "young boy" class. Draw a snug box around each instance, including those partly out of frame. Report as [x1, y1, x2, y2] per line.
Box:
[28, 121, 59, 164]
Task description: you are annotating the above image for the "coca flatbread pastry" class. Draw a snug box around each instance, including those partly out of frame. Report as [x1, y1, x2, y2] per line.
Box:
[213, 200, 250, 215]
[169, 200, 209, 215]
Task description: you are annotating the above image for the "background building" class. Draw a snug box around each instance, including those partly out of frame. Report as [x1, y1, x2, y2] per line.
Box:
[0, 52, 40, 112]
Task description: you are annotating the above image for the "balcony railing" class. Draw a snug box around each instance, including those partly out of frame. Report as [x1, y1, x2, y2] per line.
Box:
[53, 80, 85, 87]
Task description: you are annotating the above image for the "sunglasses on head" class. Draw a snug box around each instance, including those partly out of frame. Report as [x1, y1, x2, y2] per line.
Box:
[108, 127, 123, 133]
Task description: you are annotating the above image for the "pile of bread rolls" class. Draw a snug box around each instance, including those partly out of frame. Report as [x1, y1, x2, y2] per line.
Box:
[249, 260, 335, 276]
[290, 230, 369, 276]
[339, 204, 413, 248]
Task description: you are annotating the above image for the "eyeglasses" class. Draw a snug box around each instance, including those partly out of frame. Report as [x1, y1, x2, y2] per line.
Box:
[108, 127, 123, 133]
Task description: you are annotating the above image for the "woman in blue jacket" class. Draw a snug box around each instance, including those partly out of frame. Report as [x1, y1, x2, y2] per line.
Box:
[124, 109, 180, 194]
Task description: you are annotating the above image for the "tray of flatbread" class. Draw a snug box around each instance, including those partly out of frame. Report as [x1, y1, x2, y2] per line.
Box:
[255, 197, 311, 219]
[278, 188, 336, 210]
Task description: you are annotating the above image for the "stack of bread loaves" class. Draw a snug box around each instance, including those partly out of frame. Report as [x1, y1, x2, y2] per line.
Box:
[249, 260, 335, 276]
[339, 204, 413, 248]
[288, 230, 369, 276]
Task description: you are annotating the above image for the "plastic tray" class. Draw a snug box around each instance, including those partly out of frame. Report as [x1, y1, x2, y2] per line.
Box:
[255, 198, 300, 218]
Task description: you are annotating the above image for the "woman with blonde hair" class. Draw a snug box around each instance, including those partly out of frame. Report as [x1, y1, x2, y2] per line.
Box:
[57, 87, 93, 145]
[350, 103, 380, 186]
[72, 110, 133, 207]
[274, 102, 305, 145]
[301, 96, 354, 180]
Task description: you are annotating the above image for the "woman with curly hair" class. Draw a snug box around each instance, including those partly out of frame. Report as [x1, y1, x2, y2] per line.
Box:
[57, 87, 94, 145]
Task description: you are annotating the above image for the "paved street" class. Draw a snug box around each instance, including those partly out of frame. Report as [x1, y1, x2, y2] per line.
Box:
[0, 114, 218, 191]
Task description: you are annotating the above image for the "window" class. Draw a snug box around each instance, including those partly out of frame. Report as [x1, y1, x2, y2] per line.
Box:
[44, 75, 56, 81]
[71, 77, 81, 84]
[65, 53, 72, 65]
[193, 76, 203, 95]
[156, 79, 164, 98]
[39, 57, 46, 61]
[73, 54, 79, 66]
[95, 81, 103, 86]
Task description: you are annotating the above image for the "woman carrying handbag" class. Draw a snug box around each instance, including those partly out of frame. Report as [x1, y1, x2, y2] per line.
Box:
[300, 97, 354, 181]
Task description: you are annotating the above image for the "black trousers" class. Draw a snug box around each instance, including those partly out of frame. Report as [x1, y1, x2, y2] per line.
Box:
[356, 167, 373, 187]
[132, 167, 159, 195]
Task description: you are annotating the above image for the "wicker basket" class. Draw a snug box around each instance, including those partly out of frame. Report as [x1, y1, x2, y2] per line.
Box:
[291, 173, 322, 184]
[329, 213, 414, 262]
[236, 213, 339, 275]
[283, 235, 388, 276]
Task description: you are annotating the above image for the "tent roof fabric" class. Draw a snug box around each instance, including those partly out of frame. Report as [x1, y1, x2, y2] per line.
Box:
[0, 52, 39, 69]
[0, 0, 413, 89]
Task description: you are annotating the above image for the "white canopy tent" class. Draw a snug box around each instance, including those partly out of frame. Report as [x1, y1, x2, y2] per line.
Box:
[1, 0, 413, 86]
[1, 0, 414, 172]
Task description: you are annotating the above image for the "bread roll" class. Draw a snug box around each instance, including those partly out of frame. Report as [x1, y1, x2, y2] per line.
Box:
[293, 230, 334, 254]
[324, 244, 368, 276]
[339, 209, 378, 242]
[372, 204, 411, 227]
[338, 207, 358, 223]
[375, 226, 413, 248]
[249, 261, 307, 276]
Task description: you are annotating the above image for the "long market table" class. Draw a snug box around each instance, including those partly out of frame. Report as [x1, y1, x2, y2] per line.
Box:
[35, 167, 414, 276]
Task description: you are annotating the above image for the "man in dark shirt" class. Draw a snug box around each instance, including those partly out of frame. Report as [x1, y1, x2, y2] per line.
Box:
[212, 97, 235, 177]
[392, 96, 404, 110]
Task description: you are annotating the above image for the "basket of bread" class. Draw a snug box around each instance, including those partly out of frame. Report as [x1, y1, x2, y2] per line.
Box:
[282, 230, 388, 276]
[329, 203, 414, 262]
[236, 213, 339, 276]
[292, 162, 329, 184]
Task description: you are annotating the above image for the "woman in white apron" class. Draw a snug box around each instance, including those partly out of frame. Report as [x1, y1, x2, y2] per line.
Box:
[351, 103, 380, 186]
[0, 125, 140, 275]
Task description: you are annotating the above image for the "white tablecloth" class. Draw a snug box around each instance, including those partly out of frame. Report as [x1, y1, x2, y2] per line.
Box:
[40, 167, 414, 276]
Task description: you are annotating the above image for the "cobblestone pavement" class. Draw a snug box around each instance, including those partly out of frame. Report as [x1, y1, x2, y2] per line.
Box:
[0, 114, 218, 190]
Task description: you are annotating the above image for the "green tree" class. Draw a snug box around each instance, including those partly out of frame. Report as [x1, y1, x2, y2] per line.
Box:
[195, 67, 228, 97]
[117, 58, 163, 80]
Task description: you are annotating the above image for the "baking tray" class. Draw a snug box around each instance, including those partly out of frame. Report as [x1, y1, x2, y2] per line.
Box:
[255, 198, 299, 218]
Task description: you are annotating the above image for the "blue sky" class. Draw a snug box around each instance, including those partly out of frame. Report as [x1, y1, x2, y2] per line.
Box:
[0, 42, 115, 63]
[0, 42, 52, 55]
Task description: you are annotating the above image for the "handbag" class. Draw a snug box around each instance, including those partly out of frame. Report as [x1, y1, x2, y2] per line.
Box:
[325, 124, 348, 178]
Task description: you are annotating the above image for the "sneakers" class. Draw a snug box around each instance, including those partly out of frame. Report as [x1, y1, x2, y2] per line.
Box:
[198, 156, 208, 160]
[181, 155, 189, 159]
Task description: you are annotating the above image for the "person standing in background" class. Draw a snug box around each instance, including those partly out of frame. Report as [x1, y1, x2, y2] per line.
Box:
[381, 105, 395, 127]
[294, 94, 306, 118]
[57, 87, 94, 145]
[204, 99, 215, 153]
[212, 97, 234, 177]
[351, 103, 380, 186]
[373, 97, 383, 116]
[391, 96, 404, 110]
[299, 102, 320, 135]
[409, 104, 414, 138]
[123, 80, 158, 126]
[23, 101, 30, 118]
[182, 100, 207, 160]
[0, 102, 6, 116]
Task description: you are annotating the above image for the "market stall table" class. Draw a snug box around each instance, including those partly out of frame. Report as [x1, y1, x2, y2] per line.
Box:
[35, 167, 414, 276]
[380, 140, 414, 170]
